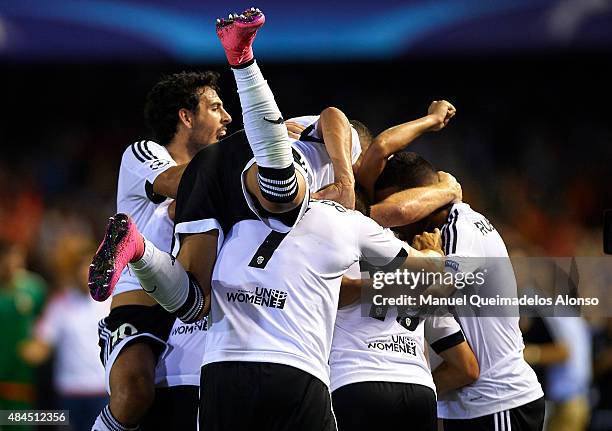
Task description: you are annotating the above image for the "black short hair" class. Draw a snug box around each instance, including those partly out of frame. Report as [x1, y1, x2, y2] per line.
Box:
[144, 71, 221, 146]
[375, 152, 438, 191]
[354, 183, 371, 216]
[349, 120, 373, 153]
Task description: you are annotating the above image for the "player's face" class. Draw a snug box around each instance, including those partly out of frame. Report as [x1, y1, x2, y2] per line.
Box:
[191, 86, 232, 147]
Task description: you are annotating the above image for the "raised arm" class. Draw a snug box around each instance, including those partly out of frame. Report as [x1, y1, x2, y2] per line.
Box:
[356, 100, 456, 197]
[311, 107, 356, 209]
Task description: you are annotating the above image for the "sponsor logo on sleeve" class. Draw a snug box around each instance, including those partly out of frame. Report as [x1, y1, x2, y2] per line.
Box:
[444, 259, 460, 272]
[149, 159, 171, 170]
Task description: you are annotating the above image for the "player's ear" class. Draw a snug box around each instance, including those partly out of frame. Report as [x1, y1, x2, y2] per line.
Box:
[178, 108, 194, 129]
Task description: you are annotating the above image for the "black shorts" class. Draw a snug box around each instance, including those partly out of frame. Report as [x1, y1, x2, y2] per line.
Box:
[200, 362, 336, 431]
[443, 397, 545, 431]
[141, 385, 199, 431]
[332, 381, 437, 431]
[98, 305, 175, 370]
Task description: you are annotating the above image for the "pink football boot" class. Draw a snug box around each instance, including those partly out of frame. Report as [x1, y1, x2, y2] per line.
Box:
[216, 7, 265, 67]
[88, 213, 144, 301]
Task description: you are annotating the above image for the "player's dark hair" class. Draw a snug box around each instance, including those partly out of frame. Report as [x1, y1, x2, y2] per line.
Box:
[354, 183, 371, 216]
[375, 152, 438, 192]
[350, 120, 373, 152]
[144, 71, 221, 146]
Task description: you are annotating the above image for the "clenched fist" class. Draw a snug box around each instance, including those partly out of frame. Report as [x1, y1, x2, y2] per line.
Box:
[427, 100, 456, 132]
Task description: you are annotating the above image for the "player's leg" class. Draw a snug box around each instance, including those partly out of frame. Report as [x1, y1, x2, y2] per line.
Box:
[92, 305, 174, 431]
[216, 9, 307, 214]
[89, 214, 206, 322]
[107, 344, 157, 425]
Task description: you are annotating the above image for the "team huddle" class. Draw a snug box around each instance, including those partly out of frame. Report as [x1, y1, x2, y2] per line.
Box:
[88, 8, 545, 431]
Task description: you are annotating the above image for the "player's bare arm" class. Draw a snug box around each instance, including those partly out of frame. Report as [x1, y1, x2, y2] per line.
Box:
[339, 230, 444, 310]
[175, 232, 218, 317]
[340, 239, 444, 309]
[433, 341, 480, 395]
[285, 121, 306, 139]
[401, 229, 446, 275]
[338, 277, 369, 308]
[370, 171, 461, 228]
[311, 106, 356, 209]
[151, 165, 188, 199]
[356, 100, 456, 197]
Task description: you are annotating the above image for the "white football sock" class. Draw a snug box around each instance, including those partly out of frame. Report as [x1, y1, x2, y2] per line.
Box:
[233, 61, 298, 203]
[129, 239, 203, 322]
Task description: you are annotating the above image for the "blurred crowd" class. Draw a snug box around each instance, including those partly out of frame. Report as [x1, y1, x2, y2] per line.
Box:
[0, 57, 610, 430]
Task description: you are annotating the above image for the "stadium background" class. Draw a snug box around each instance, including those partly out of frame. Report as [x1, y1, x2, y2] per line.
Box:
[0, 1, 611, 430]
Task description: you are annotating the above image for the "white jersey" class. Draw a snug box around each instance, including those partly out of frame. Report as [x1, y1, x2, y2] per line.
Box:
[115, 140, 176, 295]
[115, 139, 206, 388]
[330, 264, 464, 393]
[202, 200, 409, 387]
[154, 317, 208, 387]
[36, 289, 109, 395]
[238, 117, 361, 235]
[288, 115, 362, 192]
[437, 203, 543, 419]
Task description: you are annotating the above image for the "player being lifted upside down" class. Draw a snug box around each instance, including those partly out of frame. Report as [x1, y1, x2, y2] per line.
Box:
[88, 8, 459, 431]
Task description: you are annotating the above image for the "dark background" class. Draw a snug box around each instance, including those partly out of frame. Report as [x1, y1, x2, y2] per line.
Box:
[1, 1, 612, 429]
[2, 53, 610, 260]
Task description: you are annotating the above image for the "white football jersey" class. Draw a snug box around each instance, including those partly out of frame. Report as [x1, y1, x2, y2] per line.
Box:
[437, 203, 543, 419]
[238, 117, 361, 234]
[154, 317, 208, 387]
[288, 115, 362, 192]
[202, 200, 409, 387]
[330, 264, 464, 393]
[115, 140, 176, 295]
[115, 140, 206, 388]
